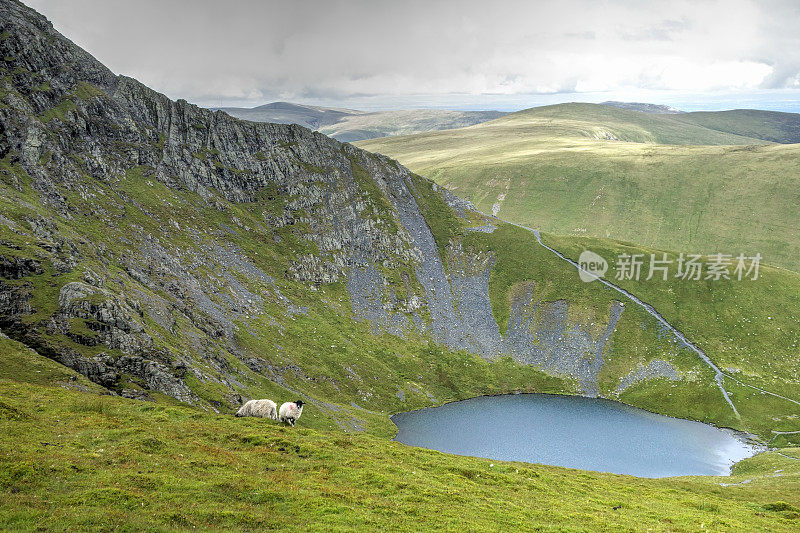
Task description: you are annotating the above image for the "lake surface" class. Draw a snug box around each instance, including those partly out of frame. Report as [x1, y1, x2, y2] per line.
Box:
[391, 394, 757, 477]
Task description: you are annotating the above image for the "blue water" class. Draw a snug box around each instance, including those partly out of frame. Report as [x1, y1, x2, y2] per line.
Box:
[391, 394, 756, 477]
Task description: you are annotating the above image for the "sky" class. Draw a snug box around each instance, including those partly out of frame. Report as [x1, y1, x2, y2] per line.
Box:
[26, 0, 800, 112]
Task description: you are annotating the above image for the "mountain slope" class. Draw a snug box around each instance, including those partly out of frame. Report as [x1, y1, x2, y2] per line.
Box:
[675, 109, 800, 144]
[218, 102, 506, 142]
[357, 104, 800, 272]
[467, 103, 770, 145]
[1, 1, 800, 529]
[2, 379, 800, 531]
[4, 379, 800, 530]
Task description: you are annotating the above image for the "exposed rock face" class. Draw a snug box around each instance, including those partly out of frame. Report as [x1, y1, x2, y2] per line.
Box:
[615, 359, 680, 394]
[0, 280, 32, 321]
[0, 255, 42, 279]
[50, 281, 152, 352]
[502, 290, 624, 396]
[0, 0, 647, 409]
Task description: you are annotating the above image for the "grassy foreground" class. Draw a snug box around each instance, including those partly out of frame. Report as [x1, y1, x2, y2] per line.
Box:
[1, 375, 800, 532]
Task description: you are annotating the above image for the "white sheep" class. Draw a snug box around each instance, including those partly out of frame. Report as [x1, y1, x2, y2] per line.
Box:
[278, 400, 304, 427]
[235, 399, 278, 419]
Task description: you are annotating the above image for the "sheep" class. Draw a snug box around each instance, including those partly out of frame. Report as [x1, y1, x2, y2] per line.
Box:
[278, 400, 304, 427]
[235, 399, 278, 420]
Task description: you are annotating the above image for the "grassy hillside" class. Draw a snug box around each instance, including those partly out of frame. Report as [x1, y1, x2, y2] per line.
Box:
[3, 128, 798, 441]
[602, 101, 684, 114]
[456, 223, 800, 440]
[0, 152, 580, 437]
[407, 178, 800, 441]
[356, 105, 800, 272]
[676, 110, 800, 144]
[2, 376, 800, 531]
[433, 103, 771, 145]
[3, 4, 800, 530]
[5, 0, 794, 444]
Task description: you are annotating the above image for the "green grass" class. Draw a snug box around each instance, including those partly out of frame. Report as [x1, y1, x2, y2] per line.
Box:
[357, 103, 800, 273]
[0, 335, 105, 393]
[408, 172, 464, 258]
[1, 378, 799, 531]
[676, 109, 800, 144]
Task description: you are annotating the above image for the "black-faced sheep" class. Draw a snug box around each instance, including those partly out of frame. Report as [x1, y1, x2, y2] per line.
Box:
[235, 399, 278, 419]
[278, 400, 304, 427]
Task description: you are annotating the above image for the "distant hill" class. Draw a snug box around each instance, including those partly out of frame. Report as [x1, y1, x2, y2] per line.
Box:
[676, 109, 800, 144]
[452, 102, 770, 145]
[599, 103, 800, 143]
[357, 102, 800, 271]
[318, 109, 507, 142]
[602, 101, 684, 114]
[215, 101, 365, 130]
[216, 102, 506, 142]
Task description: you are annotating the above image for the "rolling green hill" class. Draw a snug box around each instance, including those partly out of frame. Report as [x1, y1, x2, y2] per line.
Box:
[357, 104, 800, 272]
[599, 102, 800, 144]
[676, 109, 800, 144]
[472, 103, 771, 145]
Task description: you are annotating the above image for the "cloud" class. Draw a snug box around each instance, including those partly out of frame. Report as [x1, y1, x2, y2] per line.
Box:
[24, 0, 800, 108]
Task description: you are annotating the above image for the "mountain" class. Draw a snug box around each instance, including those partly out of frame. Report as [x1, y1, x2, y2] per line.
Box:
[466, 102, 771, 144]
[1, 1, 800, 529]
[601, 101, 684, 114]
[357, 102, 800, 272]
[217, 102, 506, 142]
[215, 101, 365, 130]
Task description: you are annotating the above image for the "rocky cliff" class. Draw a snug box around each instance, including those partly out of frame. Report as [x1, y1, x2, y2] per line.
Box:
[0, 0, 713, 432]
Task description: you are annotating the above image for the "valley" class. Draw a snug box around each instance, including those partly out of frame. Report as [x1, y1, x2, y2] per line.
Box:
[216, 102, 506, 142]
